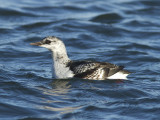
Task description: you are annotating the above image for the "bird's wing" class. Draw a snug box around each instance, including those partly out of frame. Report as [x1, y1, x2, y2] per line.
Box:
[67, 61, 124, 78]
[67, 61, 99, 74]
[97, 62, 124, 77]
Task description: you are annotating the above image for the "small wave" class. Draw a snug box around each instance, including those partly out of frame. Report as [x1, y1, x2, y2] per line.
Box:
[19, 21, 54, 29]
[0, 102, 37, 119]
[90, 13, 123, 24]
[140, 1, 160, 6]
[0, 8, 36, 17]
[119, 43, 160, 53]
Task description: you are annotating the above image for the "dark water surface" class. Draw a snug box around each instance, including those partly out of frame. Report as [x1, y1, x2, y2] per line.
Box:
[0, 0, 160, 120]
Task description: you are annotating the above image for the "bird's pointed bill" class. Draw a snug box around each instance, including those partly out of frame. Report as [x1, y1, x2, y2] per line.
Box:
[30, 41, 43, 46]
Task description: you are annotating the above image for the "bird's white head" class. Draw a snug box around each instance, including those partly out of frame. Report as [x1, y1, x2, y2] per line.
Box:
[30, 36, 65, 52]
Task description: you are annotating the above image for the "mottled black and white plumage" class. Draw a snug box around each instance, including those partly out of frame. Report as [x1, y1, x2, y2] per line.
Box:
[31, 36, 131, 80]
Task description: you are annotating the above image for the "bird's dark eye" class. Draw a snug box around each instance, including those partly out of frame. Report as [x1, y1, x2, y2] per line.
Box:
[45, 40, 51, 44]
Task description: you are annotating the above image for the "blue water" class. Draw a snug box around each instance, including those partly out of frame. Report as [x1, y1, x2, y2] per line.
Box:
[0, 0, 160, 120]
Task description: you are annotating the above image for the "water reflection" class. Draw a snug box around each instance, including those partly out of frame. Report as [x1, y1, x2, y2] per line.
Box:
[36, 78, 128, 114]
[36, 79, 84, 115]
[37, 79, 72, 96]
[40, 105, 83, 114]
[50, 79, 71, 90]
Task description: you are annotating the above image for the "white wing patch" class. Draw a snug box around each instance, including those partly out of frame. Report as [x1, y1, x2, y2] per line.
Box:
[107, 71, 129, 80]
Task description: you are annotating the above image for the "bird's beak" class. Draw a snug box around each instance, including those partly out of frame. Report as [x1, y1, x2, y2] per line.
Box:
[30, 41, 43, 46]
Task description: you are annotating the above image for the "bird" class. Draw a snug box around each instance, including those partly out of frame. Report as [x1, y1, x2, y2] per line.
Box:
[30, 36, 131, 80]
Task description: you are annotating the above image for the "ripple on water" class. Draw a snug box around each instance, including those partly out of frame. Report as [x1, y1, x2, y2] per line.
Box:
[0, 8, 36, 17]
[90, 12, 123, 24]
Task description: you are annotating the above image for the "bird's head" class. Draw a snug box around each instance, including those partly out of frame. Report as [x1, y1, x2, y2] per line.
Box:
[30, 36, 65, 51]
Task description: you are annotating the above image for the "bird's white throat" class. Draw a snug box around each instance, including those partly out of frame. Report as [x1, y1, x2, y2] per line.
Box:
[51, 50, 74, 79]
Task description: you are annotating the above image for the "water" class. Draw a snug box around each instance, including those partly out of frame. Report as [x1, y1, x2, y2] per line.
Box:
[0, 0, 160, 119]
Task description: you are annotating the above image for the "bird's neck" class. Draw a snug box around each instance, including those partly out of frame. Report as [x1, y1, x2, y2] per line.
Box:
[51, 50, 70, 65]
[51, 50, 72, 79]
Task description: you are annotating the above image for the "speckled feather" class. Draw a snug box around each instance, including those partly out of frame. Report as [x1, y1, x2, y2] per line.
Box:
[67, 61, 125, 80]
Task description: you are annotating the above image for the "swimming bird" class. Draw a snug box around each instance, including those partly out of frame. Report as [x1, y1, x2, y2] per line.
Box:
[30, 36, 131, 80]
